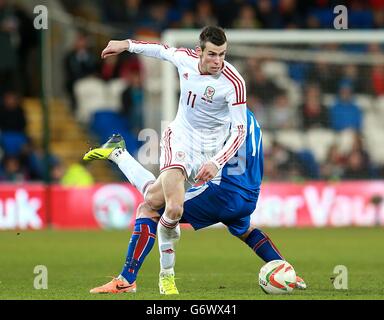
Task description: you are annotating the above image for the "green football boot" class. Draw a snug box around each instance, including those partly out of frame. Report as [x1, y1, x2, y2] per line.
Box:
[83, 134, 126, 161]
[159, 273, 179, 295]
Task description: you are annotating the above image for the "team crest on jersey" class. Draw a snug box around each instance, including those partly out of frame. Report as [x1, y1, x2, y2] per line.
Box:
[175, 151, 186, 161]
[202, 86, 215, 103]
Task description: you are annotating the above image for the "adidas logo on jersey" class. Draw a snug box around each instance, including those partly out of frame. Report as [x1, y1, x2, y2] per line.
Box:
[183, 73, 189, 80]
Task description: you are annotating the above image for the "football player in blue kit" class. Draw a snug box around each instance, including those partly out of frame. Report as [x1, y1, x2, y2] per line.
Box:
[85, 109, 307, 294]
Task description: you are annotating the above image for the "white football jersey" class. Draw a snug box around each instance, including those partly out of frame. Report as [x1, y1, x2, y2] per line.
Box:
[128, 40, 247, 169]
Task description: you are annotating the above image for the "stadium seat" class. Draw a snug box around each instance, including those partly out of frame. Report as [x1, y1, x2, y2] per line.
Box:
[0, 131, 28, 156]
[275, 129, 305, 152]
[288, 62, 308, 85]
[364, 128, 384, 165]
[363, 110, 380, 134]
[90, 110, 126, 138]
[304, 128, 336, 163]
[90, 110, 139, 154]
[262, 61, 288, 80]
[74, 76, 109, 124]
[355, 94, 373, 112]
[105, 79, 127, 112]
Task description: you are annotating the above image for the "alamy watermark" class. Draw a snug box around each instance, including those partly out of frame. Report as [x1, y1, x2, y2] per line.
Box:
[334, 5, 348, 29]
[331, 265, 348, 290]
[33, 5, 48, 30]
[33, 265, 48, 289]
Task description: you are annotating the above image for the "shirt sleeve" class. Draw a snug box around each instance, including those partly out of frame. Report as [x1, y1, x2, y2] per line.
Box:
[210, 73, 247, 169]
[127, 39, 184, 68]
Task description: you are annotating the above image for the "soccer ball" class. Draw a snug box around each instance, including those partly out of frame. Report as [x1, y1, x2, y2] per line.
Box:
[258, 260, 296, 294]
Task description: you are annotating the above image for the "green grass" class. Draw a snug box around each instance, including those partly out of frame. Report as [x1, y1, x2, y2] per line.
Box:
[0, 227, 383, 300]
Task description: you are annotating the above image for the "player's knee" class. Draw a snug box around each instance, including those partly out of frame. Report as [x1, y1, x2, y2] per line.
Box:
[238, 225, 257, 241]
[136, 202, 159, 220]
[144, 190, 164, 210]
[165, 202, 183, 220]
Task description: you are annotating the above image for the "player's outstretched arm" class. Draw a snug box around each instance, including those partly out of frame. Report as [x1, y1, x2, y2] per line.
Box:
[105, 39, 182, 66]
[101, 40, 130, 59]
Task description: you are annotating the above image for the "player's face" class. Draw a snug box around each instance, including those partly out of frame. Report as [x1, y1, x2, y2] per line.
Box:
[197, 41, 227, 75]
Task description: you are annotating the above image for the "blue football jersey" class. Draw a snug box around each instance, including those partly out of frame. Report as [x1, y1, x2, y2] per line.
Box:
[211, 109, 263, 200]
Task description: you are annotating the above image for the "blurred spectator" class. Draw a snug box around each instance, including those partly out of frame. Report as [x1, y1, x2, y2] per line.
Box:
[255, 0, 281, 29]
[0, 1, 18, 93]
[18, 140, 62, 182]
[306, 60, 340, 93]
[232, 4, 259, 29]
[177, 10, 197, 29]
[194, 0, 218, 28]
[350, 131, 372, 169]
[61, 161, 94, 186]
[339, 64, 370, 94]
[100, 55, 120, 81]
[299, 83, 329, 129]
[329, 81, 363, 132]
[137, 2, 170, 36]
[371, 64, 384, 95]
[121, 70, 144, 134]
[367, 43, 384, 94]
[119, 53, 143, 80]
[306, 12, 322, 29]
[343, 150, 372, 180]
[0, 155, 27, 182]
[321, 144, 346, 180]
[247, 60, 284, 106]
[278, 0, 303, 29]
[101, 0, 144, 29]
[247, 94, 268, 127]
[373, 10, 384, 28]
[268, 93, 297, 130]
[264, 141, 303, 181]
[64, 31, 98, 111]
[101, 52, 143, 82]
[0, 0, 38, 95]
[178, 10, 197, 28]
[0, 90, 26, 132]
[51, 161, 65, 184]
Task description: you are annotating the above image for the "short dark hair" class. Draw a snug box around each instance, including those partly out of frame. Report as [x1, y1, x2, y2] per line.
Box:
[199, 26, 227, 51]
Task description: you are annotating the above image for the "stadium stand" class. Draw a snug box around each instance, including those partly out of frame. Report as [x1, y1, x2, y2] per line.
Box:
[1, 0, 384, 182]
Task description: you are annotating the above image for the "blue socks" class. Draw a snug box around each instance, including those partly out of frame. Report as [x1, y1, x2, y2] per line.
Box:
[120, 218, 157, 284]
[245, 228, 284, 262]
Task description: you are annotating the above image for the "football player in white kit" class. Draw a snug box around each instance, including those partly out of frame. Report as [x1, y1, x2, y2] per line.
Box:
[84, 26, 247, 294]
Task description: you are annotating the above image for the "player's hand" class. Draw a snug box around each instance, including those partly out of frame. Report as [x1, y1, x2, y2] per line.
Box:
[101, 40, 130, 59]
[195, 161, 219, 182]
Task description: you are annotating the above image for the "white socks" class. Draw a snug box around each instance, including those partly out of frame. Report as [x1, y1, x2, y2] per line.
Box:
[108, 148, 156, 196]
[157, 214, 181, 275]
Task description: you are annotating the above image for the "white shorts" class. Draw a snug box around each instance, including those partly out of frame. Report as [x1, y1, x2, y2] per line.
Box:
[159, 125, 217, 183]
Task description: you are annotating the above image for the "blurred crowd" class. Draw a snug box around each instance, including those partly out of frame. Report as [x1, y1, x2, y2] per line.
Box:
[62, 0, 384, 37]
[1, 0, 384, 183]
[0, 0, 43, 183]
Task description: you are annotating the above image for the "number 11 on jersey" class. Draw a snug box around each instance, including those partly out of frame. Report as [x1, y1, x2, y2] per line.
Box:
[187, 91, 197, 108]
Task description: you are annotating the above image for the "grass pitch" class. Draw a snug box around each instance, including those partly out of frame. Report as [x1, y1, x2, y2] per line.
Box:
[0, 227, 383, 300]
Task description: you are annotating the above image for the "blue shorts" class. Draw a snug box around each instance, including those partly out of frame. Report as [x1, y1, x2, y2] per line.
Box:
[158, 182, 258, 237]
